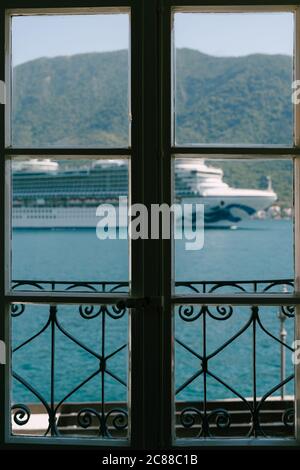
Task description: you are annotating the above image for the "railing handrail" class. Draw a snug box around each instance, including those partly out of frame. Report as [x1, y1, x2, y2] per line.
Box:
[11, 278, 294, 286]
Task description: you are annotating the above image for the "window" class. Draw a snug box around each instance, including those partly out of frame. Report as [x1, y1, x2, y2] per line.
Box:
[0, 0, 300, 451]
[173, 11, 294, 146]
[170, 4, 298, 445]
[11, 13, 130, 148]
[4, 5, 134, 446]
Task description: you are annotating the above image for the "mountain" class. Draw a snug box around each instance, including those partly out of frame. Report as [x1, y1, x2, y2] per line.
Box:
[175, 49, 293, 145]
[12, 50, 130, 147]
[12, 49, 294, 205]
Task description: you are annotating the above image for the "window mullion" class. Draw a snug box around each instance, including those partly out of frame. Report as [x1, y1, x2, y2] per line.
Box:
[131, 0, 168, 450]
[170, 147, 300, 157]
[0, 6, 6, 449]
[128, 0, 146, 449]
[5, 149, 131, 156]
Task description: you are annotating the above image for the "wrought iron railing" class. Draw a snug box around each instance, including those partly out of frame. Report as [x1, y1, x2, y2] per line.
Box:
[10, 278, 295, 439]
[175, 303, 295, 438]
[11, 278, 294, 294]
[11, 301, 128, 438]
[11, 280, 129, 294]
[175, 278, 294, 294]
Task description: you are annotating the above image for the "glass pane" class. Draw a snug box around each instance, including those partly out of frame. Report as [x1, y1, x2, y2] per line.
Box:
[174, 303, 295, 439]
[11, 157, 129, 291]
[11, 12, 130, 148]
[11, 303, 129, 439]
[173, 157, 293, 293]
[173, 12, 294, 146]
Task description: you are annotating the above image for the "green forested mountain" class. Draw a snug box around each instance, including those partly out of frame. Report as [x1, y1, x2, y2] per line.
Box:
[13, 50, 130, 147]
[12, 48, 294, 205]
[175, 48, 293, 145]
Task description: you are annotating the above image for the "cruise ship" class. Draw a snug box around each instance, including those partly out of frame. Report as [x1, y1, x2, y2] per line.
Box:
[12, 158, 277, 228]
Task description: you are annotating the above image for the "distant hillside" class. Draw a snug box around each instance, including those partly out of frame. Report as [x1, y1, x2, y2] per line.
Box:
[13, 50, 129, 147]
[12, 49, 294, 205]
[175, 48, 293, 145]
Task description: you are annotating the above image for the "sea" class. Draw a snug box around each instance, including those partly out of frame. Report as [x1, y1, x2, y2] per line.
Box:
[11, 218, 295, 405]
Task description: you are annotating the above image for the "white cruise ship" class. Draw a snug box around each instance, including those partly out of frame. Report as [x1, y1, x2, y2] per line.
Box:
[12, 158, 277, 228]
[176, 159, 277, 225]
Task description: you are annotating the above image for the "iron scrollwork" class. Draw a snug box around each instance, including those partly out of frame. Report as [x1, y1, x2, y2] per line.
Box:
[11, 280, 129, 438]
[176, 296, 295, 438]
[10, 278, 296, 439]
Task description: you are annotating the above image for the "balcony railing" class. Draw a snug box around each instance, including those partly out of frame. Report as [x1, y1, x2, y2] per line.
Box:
[10, 278, 295, 440]
[11, 278, 294, 294]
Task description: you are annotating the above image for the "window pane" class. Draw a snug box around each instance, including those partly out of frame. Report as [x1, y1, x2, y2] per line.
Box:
[173, 12, 294, 146]
[11, 12, 130, 148]
[11, 303, 129, 439]
[174, 304, 295, 439]
[173, 157, 293, 293]
[11, 157, 129, 290]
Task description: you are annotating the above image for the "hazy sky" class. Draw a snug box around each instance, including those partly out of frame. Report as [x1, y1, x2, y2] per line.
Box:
[12, 14, 130, 66]
[12, 11, 294, 66]
[175, 13, 294, 57]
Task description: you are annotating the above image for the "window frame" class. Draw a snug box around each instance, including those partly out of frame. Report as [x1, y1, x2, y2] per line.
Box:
[0, 0, 152, 450]
[0, 0, 300, 451]
[161, 0, 300, 447]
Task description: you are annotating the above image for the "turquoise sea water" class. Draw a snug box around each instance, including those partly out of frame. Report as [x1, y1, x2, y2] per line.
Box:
[12, 219, 295, 404]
